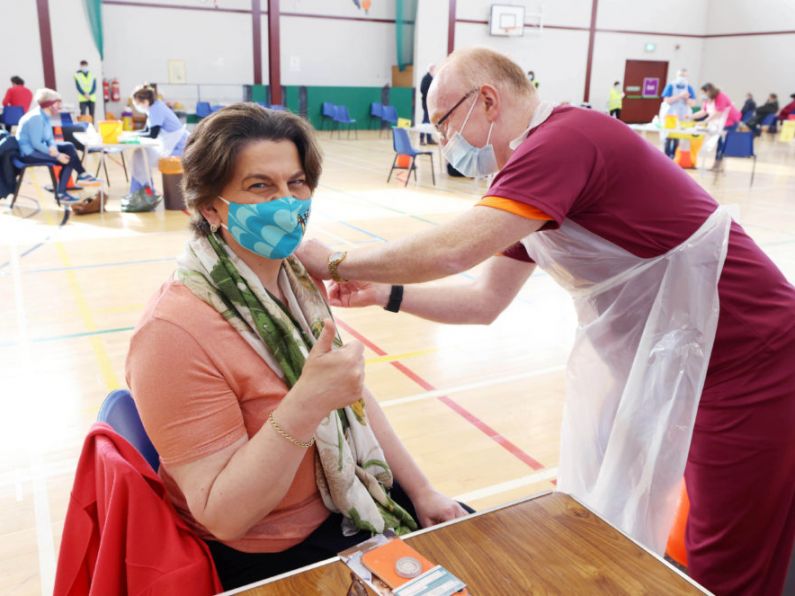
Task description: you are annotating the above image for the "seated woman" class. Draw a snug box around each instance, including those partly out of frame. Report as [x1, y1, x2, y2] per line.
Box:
[123, 84, 188, 210]
[125, 103, 468, 590]
[16, 88, 100, 202]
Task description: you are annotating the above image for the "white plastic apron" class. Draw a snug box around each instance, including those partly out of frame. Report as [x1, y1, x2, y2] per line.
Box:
[522, 210, 731, 553]
[130, 125, 188, 188]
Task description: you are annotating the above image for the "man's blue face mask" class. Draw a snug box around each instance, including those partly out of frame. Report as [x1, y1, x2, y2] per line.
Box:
[440, 94, 499, 179]
[218, 195, 311, 260]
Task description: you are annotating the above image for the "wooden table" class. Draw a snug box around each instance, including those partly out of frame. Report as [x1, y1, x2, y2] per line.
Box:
[227, 492, 707, 595]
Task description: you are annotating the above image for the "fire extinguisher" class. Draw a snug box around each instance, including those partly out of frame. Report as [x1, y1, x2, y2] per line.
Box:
[103, 78, 110, 102]
[110, 78, 121, 103]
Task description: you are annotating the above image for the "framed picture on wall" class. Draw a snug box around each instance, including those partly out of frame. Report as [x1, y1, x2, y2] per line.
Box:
[168, 60, 187, 84]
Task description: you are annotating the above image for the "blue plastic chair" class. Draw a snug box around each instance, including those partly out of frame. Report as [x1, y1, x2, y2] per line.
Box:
[721, 130, 756, 185]
[10, 157, 60, 208]
[380, 105, 398, 138]
[320, 102, 337, 132]
[388, 127, 435, 187]
[333, 105, 358, 139]
[369, 102, 384, 130]
[98, 389, 159, 471]
[60, 112, 73, 126]
[2, 105, 24, 128]
[195, 101, 212, 119]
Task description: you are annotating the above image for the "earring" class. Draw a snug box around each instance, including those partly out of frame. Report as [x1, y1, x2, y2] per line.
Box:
[210, 223, 219, 233]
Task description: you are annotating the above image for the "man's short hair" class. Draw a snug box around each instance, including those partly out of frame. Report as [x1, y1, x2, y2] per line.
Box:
[441, 47, 534, 98]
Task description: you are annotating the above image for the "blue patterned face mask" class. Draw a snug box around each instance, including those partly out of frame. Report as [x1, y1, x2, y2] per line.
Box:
[218, 195, 311, 260]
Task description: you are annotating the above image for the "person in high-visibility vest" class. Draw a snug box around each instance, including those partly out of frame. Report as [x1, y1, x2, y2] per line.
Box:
[608, 81, 624, 119]
[74, 60, 97, 120]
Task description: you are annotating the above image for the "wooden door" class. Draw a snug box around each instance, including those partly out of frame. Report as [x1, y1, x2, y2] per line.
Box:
[621, 60, 669, 123]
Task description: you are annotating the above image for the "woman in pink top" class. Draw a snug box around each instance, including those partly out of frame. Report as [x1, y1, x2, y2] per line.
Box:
[125, 104, 469, 590]
[690, 83, 742, 169]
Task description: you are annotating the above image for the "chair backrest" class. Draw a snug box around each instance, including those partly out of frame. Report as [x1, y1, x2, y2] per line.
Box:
[97, 389, 159, 471]
[722, 130, 754, 158]
[370, 102, 383, 117]
[321, 102, 336, 118]
[60, 112, 73, 126]
[195, 101, 211, 117]
[336, 105, 351, 121]
[2, 106, 24, 126]
[392, 126, 414, 154]
[382, 105, 398, 124]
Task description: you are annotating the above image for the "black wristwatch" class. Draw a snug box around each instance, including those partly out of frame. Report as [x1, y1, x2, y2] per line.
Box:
[384, 285, 404, 313]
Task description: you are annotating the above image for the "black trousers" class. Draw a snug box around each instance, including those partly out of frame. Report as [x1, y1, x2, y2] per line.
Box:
[609, 108, 622, 119]
[206, 483, 474, 591]
[20, 142, 85, 194]
[79, 101, 95, 120]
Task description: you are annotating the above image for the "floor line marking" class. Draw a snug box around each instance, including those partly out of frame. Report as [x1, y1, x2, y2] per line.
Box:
[453, 467, 559, 503]
[379, 365, 566, 408]
[335, 318, 545, 471]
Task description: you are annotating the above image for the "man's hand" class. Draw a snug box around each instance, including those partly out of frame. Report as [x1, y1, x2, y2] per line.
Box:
[329, 281, 390, 308]
[296, 239, 334, 280]
[56, 153, 70, 164]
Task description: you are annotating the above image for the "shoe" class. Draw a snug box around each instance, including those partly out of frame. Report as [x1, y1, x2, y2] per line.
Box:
[76, 173, 101, 186]
[58, 193, 81, 203]
[426, 139, 438, 145]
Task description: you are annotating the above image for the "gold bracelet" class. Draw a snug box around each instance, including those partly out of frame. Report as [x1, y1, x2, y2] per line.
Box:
[268, 412, 315, 448]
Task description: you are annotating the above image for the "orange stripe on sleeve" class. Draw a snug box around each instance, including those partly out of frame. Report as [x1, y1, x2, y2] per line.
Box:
[478, 196, 553, 221]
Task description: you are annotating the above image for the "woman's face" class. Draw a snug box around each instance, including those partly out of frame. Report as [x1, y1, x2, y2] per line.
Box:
[201, 138, 311, 247]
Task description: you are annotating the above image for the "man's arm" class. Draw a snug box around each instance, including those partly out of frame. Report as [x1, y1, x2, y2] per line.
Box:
[300, 206, 545, 284]
[330, 256, 535, 325]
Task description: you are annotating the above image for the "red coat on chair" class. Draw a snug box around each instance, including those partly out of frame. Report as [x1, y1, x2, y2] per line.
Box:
[54, 423, 222, 596]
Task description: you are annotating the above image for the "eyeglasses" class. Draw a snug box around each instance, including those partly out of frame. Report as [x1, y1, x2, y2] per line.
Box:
[433, 88, 477, 140]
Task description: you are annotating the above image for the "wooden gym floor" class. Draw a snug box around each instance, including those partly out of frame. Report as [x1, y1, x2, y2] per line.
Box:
[1, 128, 793, 595]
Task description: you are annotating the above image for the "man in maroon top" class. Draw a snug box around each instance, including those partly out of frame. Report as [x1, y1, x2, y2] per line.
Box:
[298, 48, 795, 594]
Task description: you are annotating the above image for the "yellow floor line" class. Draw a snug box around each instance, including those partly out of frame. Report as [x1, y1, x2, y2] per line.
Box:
[365, 347, 437, 365]
[34, 175, 120, 390]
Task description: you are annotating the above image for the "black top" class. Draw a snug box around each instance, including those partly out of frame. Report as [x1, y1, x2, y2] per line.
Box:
[420, 72, 433, 114]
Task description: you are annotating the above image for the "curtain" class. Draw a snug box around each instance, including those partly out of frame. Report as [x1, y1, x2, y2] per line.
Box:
[83, 0, 104, 59]
[395, 0, 417, 71]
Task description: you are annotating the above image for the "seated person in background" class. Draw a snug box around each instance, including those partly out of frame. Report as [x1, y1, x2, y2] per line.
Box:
[746, 93, 779, 133]
[125, 103, 469, 591]
[3, 76, 33, 129]
[15, 88, 100, 202]
[740, 92, 756, 121]
[778, 93, 795, 122]
[124, 84, 188, 207]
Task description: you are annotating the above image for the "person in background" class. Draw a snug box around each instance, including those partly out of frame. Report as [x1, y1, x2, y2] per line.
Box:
[16, 88, 100, 202]
[746, 93, 779, 135]
[688, 83, 741, 171]
[660, 68, 696, 158]
[3, 76, 33, 130]
[526, 70, 539, 89]
[778, 93, 795, 122]
[419, 64, 437, 145]
[608, 81, 624, 119]
[123, 84, 188, 209]
[740, 93, 756, 121]
[74, 60, 97, 121]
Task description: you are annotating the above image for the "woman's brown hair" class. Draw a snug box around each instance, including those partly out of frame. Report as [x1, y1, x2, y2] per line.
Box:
[181, 102, 323, 236]
[132, 84, 157, 105]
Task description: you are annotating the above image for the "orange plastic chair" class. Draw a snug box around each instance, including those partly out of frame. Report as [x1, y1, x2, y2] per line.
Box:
[665, 480, 690, 567]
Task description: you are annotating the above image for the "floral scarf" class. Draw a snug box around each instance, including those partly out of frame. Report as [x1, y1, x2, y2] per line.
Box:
[175, 233, 417, 536]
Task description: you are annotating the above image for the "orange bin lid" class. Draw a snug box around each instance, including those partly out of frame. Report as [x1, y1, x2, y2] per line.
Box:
[158, 156, 183, 174]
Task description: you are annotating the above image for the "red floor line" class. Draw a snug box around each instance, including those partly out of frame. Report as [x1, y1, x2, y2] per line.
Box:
[335, 318, 545, 471]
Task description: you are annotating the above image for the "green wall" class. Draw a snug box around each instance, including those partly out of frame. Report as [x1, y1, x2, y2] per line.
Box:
[283, 86, 414, 130]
